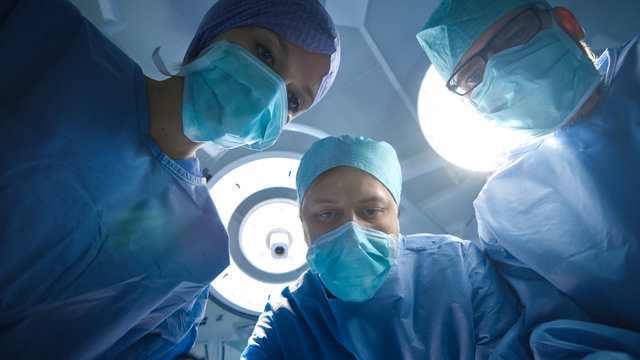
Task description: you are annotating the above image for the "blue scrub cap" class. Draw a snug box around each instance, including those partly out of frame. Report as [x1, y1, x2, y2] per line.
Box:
[185, 0, 340, 107]
[416, 0, 550, 80]
[296, 135, 402, 205]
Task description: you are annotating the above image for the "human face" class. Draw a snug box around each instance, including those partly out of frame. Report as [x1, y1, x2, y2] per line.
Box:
[213, 26, 331, 123]
[451, 4, 552, 97]
[300, 166, 400, 246]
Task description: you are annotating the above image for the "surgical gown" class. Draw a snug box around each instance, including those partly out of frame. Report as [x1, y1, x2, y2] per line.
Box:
[474, 35, 640, 358]
[242, 234, 525, 360]
[0, 0, 229, 358]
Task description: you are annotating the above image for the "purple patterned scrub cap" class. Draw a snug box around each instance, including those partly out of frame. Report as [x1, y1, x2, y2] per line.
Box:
[184, 0, 340, 107]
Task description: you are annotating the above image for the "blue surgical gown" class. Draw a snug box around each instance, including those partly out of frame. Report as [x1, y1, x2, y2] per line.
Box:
[0, 0, 229, 358]
[242, 234, 525, 359]
[474, 35, 640, 358]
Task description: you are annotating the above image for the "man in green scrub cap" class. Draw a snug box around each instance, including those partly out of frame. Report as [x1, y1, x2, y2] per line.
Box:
[417, 1, 640, 359]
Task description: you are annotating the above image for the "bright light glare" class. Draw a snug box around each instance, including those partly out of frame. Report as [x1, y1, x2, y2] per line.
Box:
[241, 199, 307, 274]
[417, 66, 531, 172]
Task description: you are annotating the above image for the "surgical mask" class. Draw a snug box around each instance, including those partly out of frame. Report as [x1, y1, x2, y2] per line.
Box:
[306, 222, 397, 302]
[180, 40, 287, 150]
[470, 22, 601, 138]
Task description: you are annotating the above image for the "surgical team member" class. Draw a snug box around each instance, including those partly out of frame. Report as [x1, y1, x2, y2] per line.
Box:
[242, 135, 524, 359]
[417, 0, 640, 357]
[0, 0, 339, 358]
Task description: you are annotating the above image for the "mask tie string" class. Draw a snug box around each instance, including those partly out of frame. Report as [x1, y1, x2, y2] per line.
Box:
[152, 46, 177, 77]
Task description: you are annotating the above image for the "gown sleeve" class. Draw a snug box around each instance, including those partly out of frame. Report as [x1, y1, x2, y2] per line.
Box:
[476, 217, 591, 329]
[241, 301, 285, 360]
[530, 319, 640, 359]
[461, 242, 529, 359]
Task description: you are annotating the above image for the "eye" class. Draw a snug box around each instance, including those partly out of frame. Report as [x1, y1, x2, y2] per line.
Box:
[363, 208, 381, 217]
[319, 210, 334, 219]
[255, 43, 273, 68]
[288, 93, 300, 113]
[464, 68, 484, 88]
[451, 56, 486, 94]
[507, 28, 528, 47]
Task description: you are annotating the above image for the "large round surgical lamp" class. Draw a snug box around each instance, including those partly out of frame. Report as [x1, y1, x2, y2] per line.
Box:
[417, 66, 532, 172]
[207, 156, 308, 318]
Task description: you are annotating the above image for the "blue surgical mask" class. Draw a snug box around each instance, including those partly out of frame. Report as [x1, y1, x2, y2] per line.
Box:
[180, 40, 287, 150]
[306, 222, 397, 302]
[470, 22, 601, 138]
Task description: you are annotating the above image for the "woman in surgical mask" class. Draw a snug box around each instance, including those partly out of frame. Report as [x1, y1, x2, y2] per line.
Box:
[150, 0, 340, 156]
[0, 0, 339, 358]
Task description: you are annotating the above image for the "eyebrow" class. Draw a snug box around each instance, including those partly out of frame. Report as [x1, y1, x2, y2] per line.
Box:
[307, 197, 338, 206]
[307, 196, 385, 207]
[357, 196, 385, 204]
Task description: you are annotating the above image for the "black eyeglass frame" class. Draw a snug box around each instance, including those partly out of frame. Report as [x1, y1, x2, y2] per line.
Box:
[446, 4, 551, 96]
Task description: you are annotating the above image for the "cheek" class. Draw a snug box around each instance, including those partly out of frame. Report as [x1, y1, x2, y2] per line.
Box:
[300, 214, 323, 245]
[306, 222, 332, 242]
[379, 213, 400, 236]
[389, 220, 400, 236]
[302, 225, 313, 247]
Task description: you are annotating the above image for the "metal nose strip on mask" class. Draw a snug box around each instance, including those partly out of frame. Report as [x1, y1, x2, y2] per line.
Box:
[152, 46, 178, 77]
[154, 43, 221, 78]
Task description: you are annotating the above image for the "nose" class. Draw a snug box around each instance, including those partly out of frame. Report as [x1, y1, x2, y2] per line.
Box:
[343, 210, 365, 227]
[274, 61, 292, 86]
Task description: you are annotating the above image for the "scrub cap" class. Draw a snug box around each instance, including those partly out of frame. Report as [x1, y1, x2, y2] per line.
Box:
[416, 0, 550, 80]
[296, 135, 402, 205]
[185, 0, 340, 107]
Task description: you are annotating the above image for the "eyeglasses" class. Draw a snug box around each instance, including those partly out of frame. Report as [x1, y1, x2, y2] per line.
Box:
[447, 5, 549, 96]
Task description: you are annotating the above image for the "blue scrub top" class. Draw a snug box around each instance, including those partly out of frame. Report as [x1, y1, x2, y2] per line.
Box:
[242, 234, 524, 360]
[0, 0, 230, 358]
[474, 35, 640, 356]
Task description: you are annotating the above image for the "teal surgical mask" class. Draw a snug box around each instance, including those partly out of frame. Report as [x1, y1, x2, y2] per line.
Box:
[306, 222, 397, 302]
[470, 22, 601, 138]
[181, 40, 287, 150]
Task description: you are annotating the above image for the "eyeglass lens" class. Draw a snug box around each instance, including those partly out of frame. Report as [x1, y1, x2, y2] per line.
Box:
[448, 9, 542, 95]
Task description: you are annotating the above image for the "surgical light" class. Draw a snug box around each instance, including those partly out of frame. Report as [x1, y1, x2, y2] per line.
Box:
[417, 66, 532, 172]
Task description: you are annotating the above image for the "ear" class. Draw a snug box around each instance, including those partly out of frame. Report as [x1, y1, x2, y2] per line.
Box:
[552, 6, 585, 42]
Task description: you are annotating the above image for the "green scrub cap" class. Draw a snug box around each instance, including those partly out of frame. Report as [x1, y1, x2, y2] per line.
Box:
[416, 0, 550, 80]
[296, 135, 402, 205]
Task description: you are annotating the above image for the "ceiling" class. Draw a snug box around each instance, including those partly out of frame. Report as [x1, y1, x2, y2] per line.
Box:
[68, 0, 640, 356]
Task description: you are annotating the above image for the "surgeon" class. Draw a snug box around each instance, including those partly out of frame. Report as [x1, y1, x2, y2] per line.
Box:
[0, 0, 339, 358]
[241, 135, 526, 359]
[417, 0, 640, 358]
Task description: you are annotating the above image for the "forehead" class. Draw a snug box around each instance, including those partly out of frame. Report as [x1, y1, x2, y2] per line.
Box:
[303, 166, 392, 203]
[455, 4, 533, 69]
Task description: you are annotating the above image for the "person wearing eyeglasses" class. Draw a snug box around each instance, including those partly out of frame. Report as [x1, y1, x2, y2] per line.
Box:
[416, 0, 640, 358]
